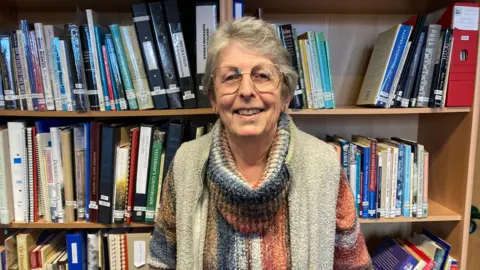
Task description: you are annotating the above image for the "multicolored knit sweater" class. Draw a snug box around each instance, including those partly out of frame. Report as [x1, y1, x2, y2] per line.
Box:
[148, 113, 372, 269]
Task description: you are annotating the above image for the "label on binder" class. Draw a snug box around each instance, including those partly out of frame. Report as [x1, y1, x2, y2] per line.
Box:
[71, 243, 78, 264]
[134, 241, 146, 267]
[99, 200, 110, 207]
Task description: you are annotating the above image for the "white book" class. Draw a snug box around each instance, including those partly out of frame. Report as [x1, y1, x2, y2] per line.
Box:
[87, 231, 100, 269]
[196, 5, 217, 79]
[8, 121, 26, 222]
[44, 146, 57, 222]
[43, 25, 62, 111]
[385, 145, 392, 219]
[134, 126, 153, 217]
[112, 144, 130, 223]
[17, 30, 33, 111]
[390, 146, 399, 218]
[410, 152, 415, 218]
[50, 127, 65, 223]
[376, 150, 385, 218]
[26, 127, 34, 222]
[59, 40, 74, 111]
[86, 9, 106, 111]
[36, 133, 52, 222]
[349, 144, 357, 199]
[34, 23, 55, 111]
[0, 127, 14, 224]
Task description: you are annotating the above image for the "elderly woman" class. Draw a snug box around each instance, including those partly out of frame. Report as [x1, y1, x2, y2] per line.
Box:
[148, 17, 371, 269]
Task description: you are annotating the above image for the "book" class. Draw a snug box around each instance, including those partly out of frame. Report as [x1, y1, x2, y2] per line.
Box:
[133, 125, 153, 221]
[79, 25, 101, 111]
[0, 35, 21, 110]
[67, 231, 87, 270]
[372, 235, 419, 270]
[113, 143, 130, 223]
[0, 126, 13, 224]
[86, 9, 106, 111]
[8, 121, 27, 222]
[145, 127, 166, 222]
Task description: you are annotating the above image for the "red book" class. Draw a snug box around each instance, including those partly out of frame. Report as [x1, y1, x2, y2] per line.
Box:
[89, 122, 102, 222]
[404, 238, 436, 270]
[125, 127, 140, 224]
[102, 45, 116, 111]
[32, 126, 38, 221]
[28, 30, 46, 111]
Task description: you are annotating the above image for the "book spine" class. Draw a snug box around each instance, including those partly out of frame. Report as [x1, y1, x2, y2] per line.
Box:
[299, 39, 313, 108]
[28, 30, 46, 111]
[0, 130, 13, 224]
[87, 232, 100, 269]
[434, 29, 453, 107]
[315, 33, 333, 109]
[59, 40, 74, 111]
[102, 45, 117, 111]
[292, 28, 307, 108]
[396, 144, 404, 216]
[113, 145, 129, 223]
[325, 41, 335, 108]
[120, 25, 154, 110]
[84, 123, 91, 221]
[376, 153, 382, 218]
[79, 25, 100, 111]
[93, 26, 110, 111]
[89, 122, 101, 222]
[16, 30, 32, 110]
[414, 25, 441, 108]
[145, 128, 165, 222]
[52, 38, 67, 111]
[75, 150, 86, 221]
[417, 145, 424, 218]
[51, 128, 65, 223]
[390, 148, 398, 218]
[164, 0, 197, 108]
[86, 10, 106, 111]
[132, 3, 169, 110]
[109, 24, 139, 110]
[400, 32, 425, 108]
[281, 25, 303, 109]
[26, 127, 33, 223]
[32, 128, 39, 221]
[307, 31, 324, 109]
[104, 38, 120, 111]
[361, 147, 369, 218]
[66, 24, 89, 112]
[423, 151, 429, 217]
[44, 147, 57, 222]
[98, 126, 118, 224]
[21, 21, 40, 111]
[148, 2, 183, 109]
[376, 25, 411, 107]
[0, 36, 20, 110]
[133, 125, 152, 221]
[125, 127, 140, 224]
[355, 152, 361, 214]
[105, 34, 128, 110]
[195, 4, 217, 108]
[387, 42, 411, 108]
[34, 23, 55, 110]
[368, 141, 377, 219]
[60, 129, 75, 222]
[44, 25, 63, 111]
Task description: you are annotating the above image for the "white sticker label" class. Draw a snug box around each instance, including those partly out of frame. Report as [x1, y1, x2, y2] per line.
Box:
[183, 90, 195, 100]
[119, 98, 128, 110]
[100, 195, 109, 201]
[126, 91, 136, 100]
[71, 243, 78, 264]
[167, 87, 180, 94]
[294, 89, 303, 96]
[142, 41, 159, 71]
[145, 211, 155, 219]
[65, 201, 75, 206]
[134, 241, 146, 267]
[171, 32, 191, 78]
[113, 210, 124, 219]
[151, 88, 166, 96]
[453, 6, 479, 31]
[99, 200, 110, 207]
[4, 90, 14, 95]
[133, 206, 146, 212]
[461, 35, 469, 41]
[89, 202, 98, 209]
[133, 15, 150, 22]
[87, 90, 98, 95]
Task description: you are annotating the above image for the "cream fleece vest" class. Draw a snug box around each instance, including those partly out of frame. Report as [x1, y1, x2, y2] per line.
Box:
[171, 119, 341, 269]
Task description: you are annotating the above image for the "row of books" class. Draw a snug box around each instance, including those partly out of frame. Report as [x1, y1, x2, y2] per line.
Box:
[0, 0, 218, 112]
[0, 118, 211, 225]
[371, 229, 457, 270]
[0, 228, 152, 269]
[327, 135, 428, 219]
[357, 3, 479, 108]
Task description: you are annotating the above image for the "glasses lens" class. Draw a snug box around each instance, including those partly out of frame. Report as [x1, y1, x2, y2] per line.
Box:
[212, 64, 282, 94]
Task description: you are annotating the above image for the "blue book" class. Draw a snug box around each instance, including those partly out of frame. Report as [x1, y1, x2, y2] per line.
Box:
[403, 144, 412, 217]
[105, 34, 127, 111]
[1, 249, 6, 270]
[35, 119, 77, 133]
[94, 26, 111, 111]
[396, 143, 405, 216]
[67, 231, 87, 270]
[353, 143, 370, 218]
[355, 151, 361, 215]
[83, 122, 91, 221]
[372, 235, 419, 270]
[105, 35, 121, 111]
[315, 33, 334, 109]
[52, 38, 68, 111]
[377, 24, 413, 107]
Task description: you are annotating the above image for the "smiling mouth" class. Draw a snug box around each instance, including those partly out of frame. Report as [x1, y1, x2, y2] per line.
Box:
[234, 108, 265, 116]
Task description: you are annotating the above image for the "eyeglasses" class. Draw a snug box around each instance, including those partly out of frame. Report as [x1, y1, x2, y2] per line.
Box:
[211, 64, 283, 95]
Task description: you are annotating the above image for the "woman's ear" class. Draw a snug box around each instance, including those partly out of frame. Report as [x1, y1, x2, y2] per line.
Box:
[208, 89, 217, 114]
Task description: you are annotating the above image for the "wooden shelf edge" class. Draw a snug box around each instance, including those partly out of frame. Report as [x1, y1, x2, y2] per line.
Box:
[0, 106, 470, 117]
[359, 200, 461, 224]
[0, 220, 155, 229]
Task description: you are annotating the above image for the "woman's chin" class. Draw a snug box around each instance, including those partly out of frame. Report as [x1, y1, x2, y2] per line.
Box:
[231, 126, 265, 138]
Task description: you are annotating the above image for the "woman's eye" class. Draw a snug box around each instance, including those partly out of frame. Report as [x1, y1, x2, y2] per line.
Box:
[223, 74, 239, 82]
[253, 73, 271, 80]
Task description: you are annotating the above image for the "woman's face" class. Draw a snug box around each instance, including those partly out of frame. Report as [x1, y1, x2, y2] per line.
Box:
[210, 42, 288, 139]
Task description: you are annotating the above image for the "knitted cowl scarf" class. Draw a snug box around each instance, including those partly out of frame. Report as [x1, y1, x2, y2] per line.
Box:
[206, 112, 291, 235]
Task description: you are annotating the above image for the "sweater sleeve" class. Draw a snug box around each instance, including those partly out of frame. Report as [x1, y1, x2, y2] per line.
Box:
[334, 170, 372, 270]
[148, 162, 177, 270]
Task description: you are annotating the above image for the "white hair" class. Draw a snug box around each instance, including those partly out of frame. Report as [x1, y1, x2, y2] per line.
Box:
[202, 16, 298, 100]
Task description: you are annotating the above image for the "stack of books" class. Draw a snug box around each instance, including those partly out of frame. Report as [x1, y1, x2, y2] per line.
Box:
[0, 119, 213, 225]
[0, 229, 152, 269]
[357, 4, 479, 109]
[326, 135, 429, 219]
[371, 229, 457, 269]
[0, 0, 218, 112]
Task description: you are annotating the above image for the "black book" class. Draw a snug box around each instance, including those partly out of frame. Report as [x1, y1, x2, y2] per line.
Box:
[11, 31, 28, 110]
[148, 1, 183, 109]
[132, 3, 169, 110]
[279, 24, 304, 109]
[432, 29, 453, 107]
[79, 25, 100, 111]
[0, 35, 19, 110]
[163, 121, 184, 179]
[392, 14, 426, 107]
[64, 24, 89, 112]
[399, 31, 426, 108]
[163, 0, 198, 108]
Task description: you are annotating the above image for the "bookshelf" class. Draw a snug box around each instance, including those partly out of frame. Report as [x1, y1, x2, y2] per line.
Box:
[0, 0, 479, 268]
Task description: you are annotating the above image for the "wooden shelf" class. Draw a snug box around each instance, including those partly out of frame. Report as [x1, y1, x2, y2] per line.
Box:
[0, 106, 470, 118]
[0, 219, 154, 229]
[359, 200, 461, 224]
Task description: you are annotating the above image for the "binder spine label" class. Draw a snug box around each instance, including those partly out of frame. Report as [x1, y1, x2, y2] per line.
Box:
[171, 32, 191, 78]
